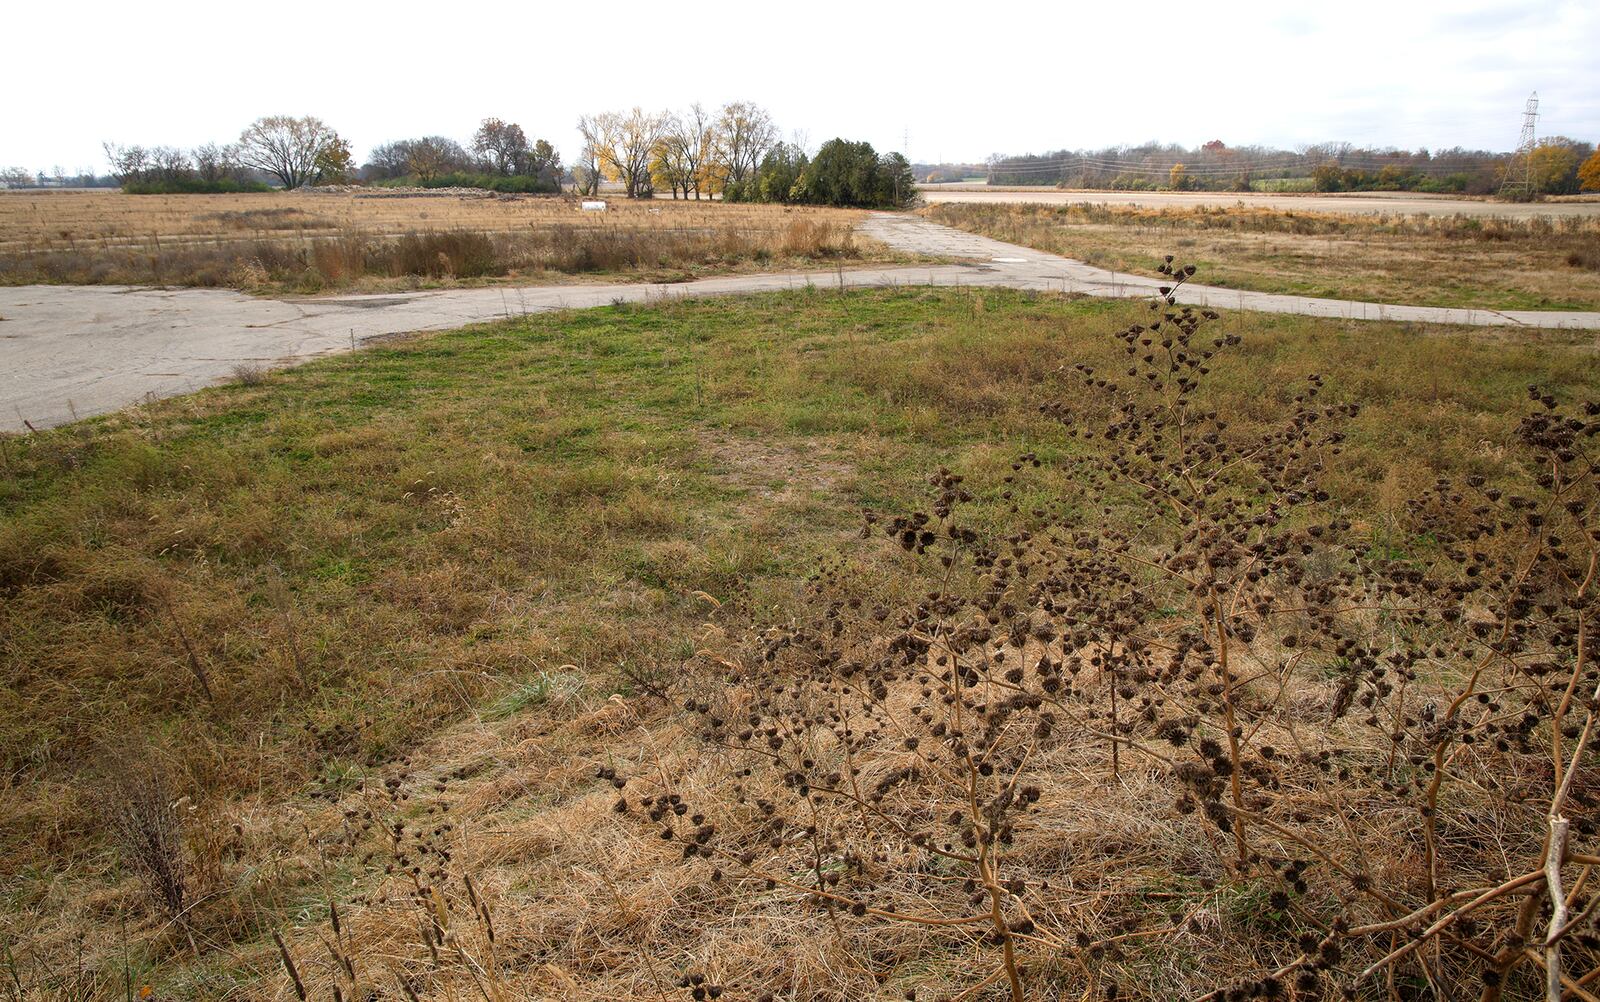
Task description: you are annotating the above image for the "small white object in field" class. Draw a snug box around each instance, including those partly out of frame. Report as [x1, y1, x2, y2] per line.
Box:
[581, 200, 607, 211]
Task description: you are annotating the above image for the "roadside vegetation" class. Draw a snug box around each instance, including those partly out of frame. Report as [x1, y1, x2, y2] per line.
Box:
[3, 282, 1598, 998]
[0, 190, 901, 294]
[926, 201, 1600, 311]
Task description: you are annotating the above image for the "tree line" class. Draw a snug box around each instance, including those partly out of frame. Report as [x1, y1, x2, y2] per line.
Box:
[363, 119, 563, 193]
[1309, 138, 1597, 196]
[103, 117, 353, 193]
[571, 102, 914, 208]
[987, 139, 1600, 196]
[91, 103, 916, 207]
[735, 140, 915, 208]
[49, 120, 1600, 201]
[358, 104, 777, 199]
[0, 167, 115, 189]
[570, 101, 782, 200]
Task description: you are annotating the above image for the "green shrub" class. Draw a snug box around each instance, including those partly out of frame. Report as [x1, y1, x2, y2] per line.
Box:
[732, 140, 915, 209]
[1415, 173, 1470, 194]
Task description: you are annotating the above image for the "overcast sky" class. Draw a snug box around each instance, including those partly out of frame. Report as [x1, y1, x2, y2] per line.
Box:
[3, 0, 1596, 173]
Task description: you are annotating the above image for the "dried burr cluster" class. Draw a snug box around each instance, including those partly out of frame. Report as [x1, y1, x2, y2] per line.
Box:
[597, 257, 1600, 999]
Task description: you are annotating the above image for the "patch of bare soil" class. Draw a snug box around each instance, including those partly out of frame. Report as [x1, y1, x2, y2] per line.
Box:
[696, 430, 856, 515]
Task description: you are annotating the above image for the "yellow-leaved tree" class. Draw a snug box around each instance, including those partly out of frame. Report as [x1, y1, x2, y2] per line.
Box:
[1579, 147, 1600, 192]
[1528, 139, 1582, 194]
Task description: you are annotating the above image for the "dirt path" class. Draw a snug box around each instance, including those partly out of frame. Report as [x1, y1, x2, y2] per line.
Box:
[4, 213, 1598, 431]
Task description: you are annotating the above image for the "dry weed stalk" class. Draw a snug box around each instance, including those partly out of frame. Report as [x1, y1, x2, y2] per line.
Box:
[266, 565, 308, 687]
[592, 257, 1600, 999]
[103, 750, 189, 920]
[152, 579, 214, 702]
[270, 757, 508, 1001]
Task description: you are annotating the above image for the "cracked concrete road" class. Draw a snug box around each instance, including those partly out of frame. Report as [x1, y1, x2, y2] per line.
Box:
[4, 212, 1598, 431]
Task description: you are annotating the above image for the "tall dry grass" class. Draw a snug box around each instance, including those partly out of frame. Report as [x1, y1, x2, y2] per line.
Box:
[932, 200, 1600, 241]
[0, 189, 876, 292]
[926, 201, 1600, 311]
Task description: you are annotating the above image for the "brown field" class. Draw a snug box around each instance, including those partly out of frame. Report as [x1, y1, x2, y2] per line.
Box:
[924, 200, 1600, 311]
[918, 184, 1600, 218]
[0, 189, 910, 293]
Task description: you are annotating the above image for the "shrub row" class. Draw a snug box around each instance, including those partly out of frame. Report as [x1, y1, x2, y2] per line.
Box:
[123, 178, 272, 195]
[374, 172, 561, 194]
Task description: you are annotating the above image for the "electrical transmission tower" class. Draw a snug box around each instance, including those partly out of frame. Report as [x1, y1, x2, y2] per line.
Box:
[1499, 91, 1539, 198]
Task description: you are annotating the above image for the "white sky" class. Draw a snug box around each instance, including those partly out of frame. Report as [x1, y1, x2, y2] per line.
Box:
[3, 0, 1596, 173]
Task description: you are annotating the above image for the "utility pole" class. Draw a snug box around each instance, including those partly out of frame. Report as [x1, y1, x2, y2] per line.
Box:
[1499, 91, 1539, 199]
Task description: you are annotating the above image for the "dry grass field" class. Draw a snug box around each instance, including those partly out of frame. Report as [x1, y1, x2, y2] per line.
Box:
[4, 281, 1599, 1000]
[0, 190, 909, 293]
[925, 201, 1600, 311]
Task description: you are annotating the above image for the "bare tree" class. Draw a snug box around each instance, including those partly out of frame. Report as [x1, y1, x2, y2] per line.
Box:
[191, 143, 240, 183]
[572, 134, 602, 196]
[712, 100, 779, 193]
[584, 108, 668, 198]
[103, 142, 150, 185]
[147, 147, 193, 184]
[651, 113, 693, 199]
[365, 140, 411, 179]
[407, 137, 469, 183]
[471, 118, 531, 176]
[236, 116, 344, 190]
[659, 102, 713, 199]
[575, 116, 603, 195]
[364, 137, 469, 182]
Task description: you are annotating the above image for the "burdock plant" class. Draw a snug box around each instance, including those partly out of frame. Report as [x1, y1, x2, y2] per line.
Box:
[612, 259, 1600, 999]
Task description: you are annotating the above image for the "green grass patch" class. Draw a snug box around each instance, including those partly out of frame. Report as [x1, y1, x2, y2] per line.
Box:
[1, 285, 1596, 909]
